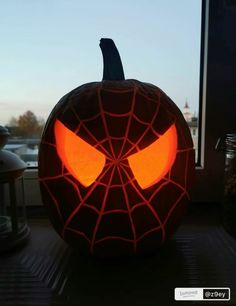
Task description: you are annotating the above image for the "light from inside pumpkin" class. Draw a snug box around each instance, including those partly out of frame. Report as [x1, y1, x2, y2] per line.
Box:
[127, 124, 177, 189]
[54, 119, 105, 187]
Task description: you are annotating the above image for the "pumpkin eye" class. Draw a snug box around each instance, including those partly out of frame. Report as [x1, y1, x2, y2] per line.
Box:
[127, 124, 177, 189]
[54, 119, 106, 187]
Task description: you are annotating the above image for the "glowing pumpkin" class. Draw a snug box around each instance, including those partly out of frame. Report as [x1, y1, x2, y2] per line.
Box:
[38, 39, 195, 257]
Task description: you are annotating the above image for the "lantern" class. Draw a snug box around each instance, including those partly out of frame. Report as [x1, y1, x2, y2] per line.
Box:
[0, 126, 30, 252]
[38, 39, 195, 257]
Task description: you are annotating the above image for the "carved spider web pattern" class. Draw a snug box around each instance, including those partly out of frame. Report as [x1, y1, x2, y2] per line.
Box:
[39, 80, 194, 256]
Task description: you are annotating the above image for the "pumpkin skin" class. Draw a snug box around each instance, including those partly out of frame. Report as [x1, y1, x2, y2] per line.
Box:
[38, 39, 195, 257]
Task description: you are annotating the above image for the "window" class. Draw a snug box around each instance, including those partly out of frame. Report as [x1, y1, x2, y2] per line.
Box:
[5, 1, 233, 204]
[0, 0, 202, 168]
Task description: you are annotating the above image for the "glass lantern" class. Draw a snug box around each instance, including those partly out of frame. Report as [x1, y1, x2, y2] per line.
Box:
[0, 126, 30, 252]
[216, 134, 236, 237]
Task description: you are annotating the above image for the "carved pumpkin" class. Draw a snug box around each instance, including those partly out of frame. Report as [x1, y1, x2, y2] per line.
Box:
[38, 39, 195, 257]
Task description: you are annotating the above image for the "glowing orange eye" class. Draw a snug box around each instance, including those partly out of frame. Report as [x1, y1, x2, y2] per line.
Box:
[54, 119, 105, 187]
[127, 124, 177, 189]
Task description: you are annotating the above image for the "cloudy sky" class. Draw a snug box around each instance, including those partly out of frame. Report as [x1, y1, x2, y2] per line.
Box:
[0, 0, 201, 125]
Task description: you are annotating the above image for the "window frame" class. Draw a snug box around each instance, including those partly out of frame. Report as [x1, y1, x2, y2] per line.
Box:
[192, 0, 236, 202]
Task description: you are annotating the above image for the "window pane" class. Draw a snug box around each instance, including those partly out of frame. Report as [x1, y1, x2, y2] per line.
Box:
[0, 0, 202, 166]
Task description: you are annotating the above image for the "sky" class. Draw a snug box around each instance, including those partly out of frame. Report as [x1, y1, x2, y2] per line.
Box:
[0, 0, 202, 125]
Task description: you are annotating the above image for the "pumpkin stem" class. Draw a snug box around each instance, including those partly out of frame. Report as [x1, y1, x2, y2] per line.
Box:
[100, 38, 125, 81]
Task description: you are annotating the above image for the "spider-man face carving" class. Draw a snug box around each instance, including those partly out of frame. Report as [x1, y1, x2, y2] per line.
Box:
[39, 39, 194, 257]
[38, 80, 194, 257]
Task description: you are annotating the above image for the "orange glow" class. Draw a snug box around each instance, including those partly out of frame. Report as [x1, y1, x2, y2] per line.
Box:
[54, 120, 105, 187]
[127, 124, 177, 189]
